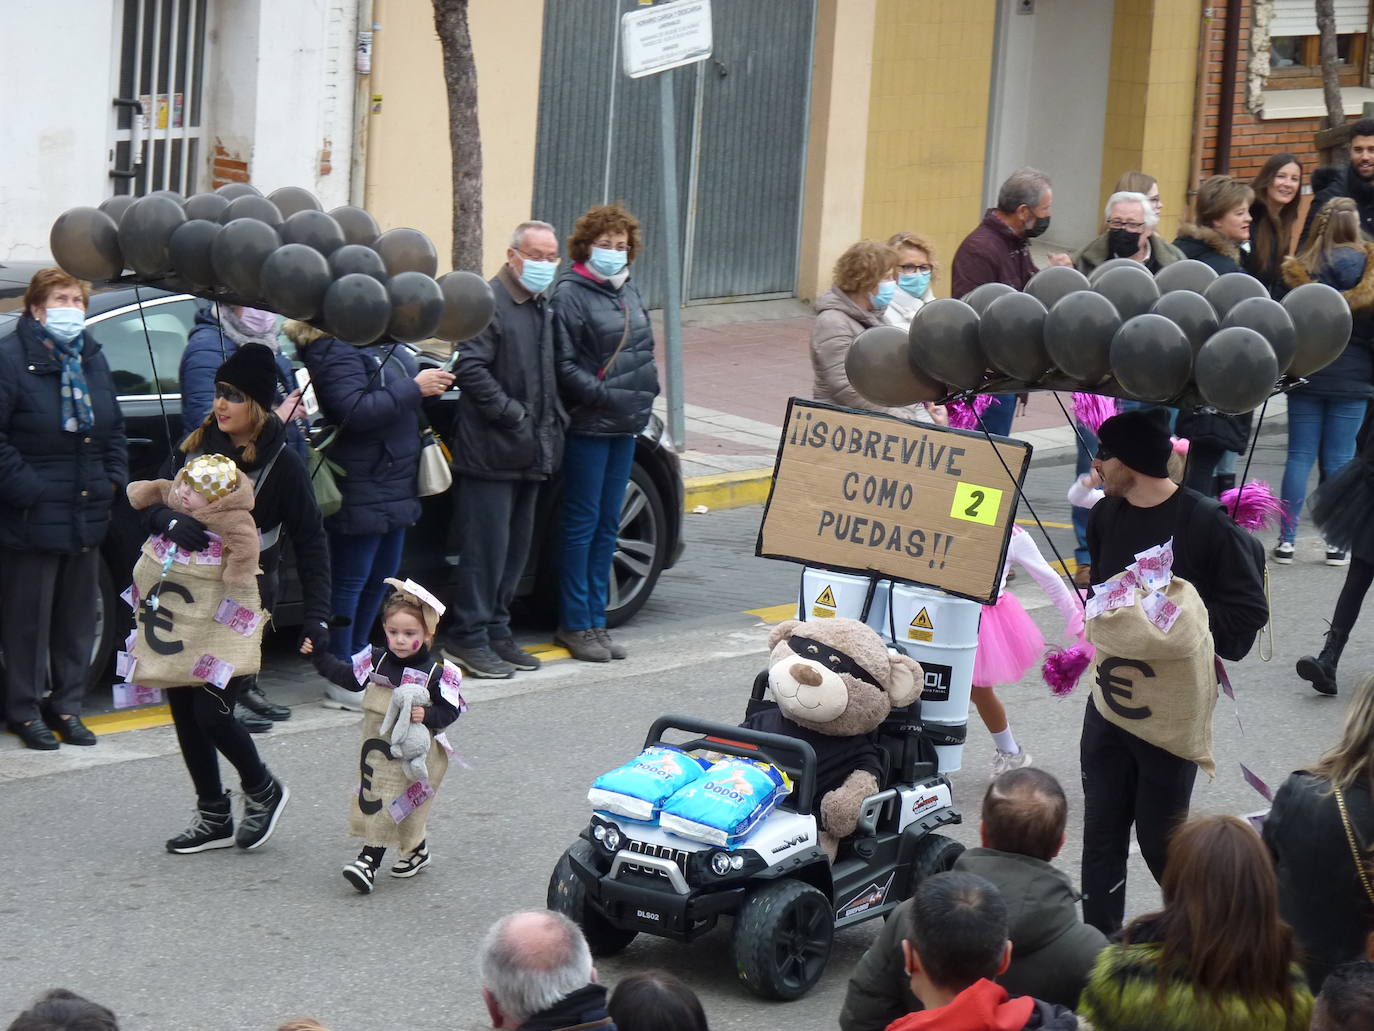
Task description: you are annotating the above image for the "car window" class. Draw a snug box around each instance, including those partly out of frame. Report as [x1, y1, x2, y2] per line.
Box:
[86, 299, 196, 396]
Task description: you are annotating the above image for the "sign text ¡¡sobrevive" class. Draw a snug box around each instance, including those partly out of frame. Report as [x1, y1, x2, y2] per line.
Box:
[756, 399, 1031, 604]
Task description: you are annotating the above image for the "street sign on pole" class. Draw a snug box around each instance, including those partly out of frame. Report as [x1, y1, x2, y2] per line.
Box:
[622, 0, 713, 79]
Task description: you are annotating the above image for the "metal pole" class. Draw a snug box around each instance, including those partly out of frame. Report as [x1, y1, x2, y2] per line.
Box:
[659, 67, 687, 453]
[350, 0, 375, 208]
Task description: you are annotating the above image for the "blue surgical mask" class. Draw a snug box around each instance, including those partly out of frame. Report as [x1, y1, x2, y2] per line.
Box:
[518, 258, 557, 294]
[589, 246, 628, 278]
[44, 307, 85, 344]
[871, 280, 896, 308]
[898, 271, 931, 298]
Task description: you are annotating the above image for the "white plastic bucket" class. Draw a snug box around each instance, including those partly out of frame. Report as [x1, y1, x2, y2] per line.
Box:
[797, 568, 889, 633]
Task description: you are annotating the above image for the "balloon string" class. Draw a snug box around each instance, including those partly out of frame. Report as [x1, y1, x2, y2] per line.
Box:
[132, 283, 177, 457]
[1050, 391, 1101, 462]
[308, 338, 405, 482]
[1231, 396, 1270, 523]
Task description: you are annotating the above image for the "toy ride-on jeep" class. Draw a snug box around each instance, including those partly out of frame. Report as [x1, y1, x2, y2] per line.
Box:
[547, 682, 963, 1001]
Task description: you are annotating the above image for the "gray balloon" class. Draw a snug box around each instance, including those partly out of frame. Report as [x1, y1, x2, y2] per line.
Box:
[908, 297, 984, 390]
[50, 207, 123, 282]
[167, 219, 222, 290]
[261, 243, 332, 320]
[221, 194, 283, 229]
[1195, 327, 1279, 414]
[1155, 258, 1219, 294]
[1087, 257, 1148, 284]
[117, 194, 186, 278]
[373, 227, 438, 277]
[1150, 291, 1218, 354]
[1094, 264, 1160, 321]
[1109, 313, 1193, 401]
[281, 209, 346, 257]
[435, 270, 497, 342]
[216, 182, 262, 200]
[1202, 272, 1267, 318]
[329, 205, 381, 247]
[148, 189, 185, 206]
[1284, 281, 1354, 378]
[386, 271, 446, 343]
[329, 243, 389, 281]
[845, 325, 945, 406]
[1044, 290, 1121, 383]
[324, 273, 391, 345]
[211, 218, 281, 301]
[184, 192, 230, 223]
[961, 281, 1016, 316]
[980, 292, 1050, 382]
[1025, 265, 1090, 310]
[267, 186, 323, 218]
[1221, 296, 1297, 374]
[98, 195, 138, 224]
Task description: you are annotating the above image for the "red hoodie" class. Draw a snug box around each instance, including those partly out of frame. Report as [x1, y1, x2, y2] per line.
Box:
[886, 979, 1035, 1031]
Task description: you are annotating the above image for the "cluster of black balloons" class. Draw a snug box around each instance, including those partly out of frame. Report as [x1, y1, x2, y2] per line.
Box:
[847, 257, 1353, 415]
[49, 183, 495, 345]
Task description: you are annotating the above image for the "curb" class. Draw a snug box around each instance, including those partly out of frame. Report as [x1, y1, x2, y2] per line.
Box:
[683, 469, 774, 512]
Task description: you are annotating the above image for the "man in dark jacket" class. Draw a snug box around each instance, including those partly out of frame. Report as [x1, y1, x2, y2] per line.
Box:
[840, 770, 1106, 1031]
[1302, 118, 1374, 244]
[479, 910, 616, 1031]
[441, 220, 565, 678]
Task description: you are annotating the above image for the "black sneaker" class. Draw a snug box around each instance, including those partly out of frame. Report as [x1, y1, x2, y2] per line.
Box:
[342, 857, 377, 894]
[389, 842, 432, 878]
[490, 637, 541, 671]
[166, 800, 235, 853]
[1326, 544, 1351, 566]
[239, 683, 292, 721]
[45, 712, 97, 746]
[441, 640, 516, 679]
[235, 705, 273, 734]
[236, 774, 290, 850]
[10, 720, 59, 750]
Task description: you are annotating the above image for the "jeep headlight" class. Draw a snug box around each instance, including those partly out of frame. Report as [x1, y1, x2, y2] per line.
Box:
[602, 827, 622, 853]
[709, 851, 749, 876]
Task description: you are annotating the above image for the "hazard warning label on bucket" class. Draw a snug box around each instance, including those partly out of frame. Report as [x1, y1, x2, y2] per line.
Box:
[812, 585, 837, 618]
[908, 606, 934, 642]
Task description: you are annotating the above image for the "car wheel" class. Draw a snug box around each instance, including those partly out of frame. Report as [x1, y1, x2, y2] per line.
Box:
[606, 463, 668, 628]
[548, 839, 638, 957]
[909, 832, 964, 893]
[89, 560, 120, 687]
[732, 879, 834, 1000]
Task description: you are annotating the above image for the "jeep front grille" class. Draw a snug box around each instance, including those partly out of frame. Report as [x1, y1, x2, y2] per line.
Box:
[623, 839, 691, 878]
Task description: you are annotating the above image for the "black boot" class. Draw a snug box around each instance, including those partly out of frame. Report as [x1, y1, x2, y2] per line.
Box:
[234, 705, 273, 734]
[1214, 472, 1237, 497]
[1296, 628, 1348, 696]
[239, 681, 292, 721]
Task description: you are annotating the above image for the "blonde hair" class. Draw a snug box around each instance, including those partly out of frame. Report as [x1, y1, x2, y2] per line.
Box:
[179, 396, 271, 463]
[832, 240, 898, 295]
[1314, 672, 1374, 796]
[1115, 170, 1158, 197]
[277, 1021, 330, 1031]
[1297, 197, 1365, 275]
[887, 231, 940, 282]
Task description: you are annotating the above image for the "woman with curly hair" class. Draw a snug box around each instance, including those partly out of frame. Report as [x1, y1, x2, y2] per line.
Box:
[552, 203, 660, 663]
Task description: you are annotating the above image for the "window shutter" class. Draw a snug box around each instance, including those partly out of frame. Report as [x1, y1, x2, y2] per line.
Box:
[1270, 0, 1370, 36]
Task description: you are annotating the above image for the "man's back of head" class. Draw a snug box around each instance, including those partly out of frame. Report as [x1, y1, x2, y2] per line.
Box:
[479, 909, 594, 1029]
[982, 767, 1068, 862]
[7, 989, 118, 1031]
[906, 872, 1010, 1002]
[1313, 961, 1374, 1031]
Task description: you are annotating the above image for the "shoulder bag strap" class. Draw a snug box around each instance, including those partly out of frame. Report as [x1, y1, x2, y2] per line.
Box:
[1334, 786, 1374, 909]
[597, 300, 634, 381]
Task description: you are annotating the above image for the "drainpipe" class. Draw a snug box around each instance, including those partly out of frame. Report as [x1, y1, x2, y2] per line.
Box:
[349, 0, 375, 208]
[1215, 0, 1241, 175]
[1186, 6, 1216, 217]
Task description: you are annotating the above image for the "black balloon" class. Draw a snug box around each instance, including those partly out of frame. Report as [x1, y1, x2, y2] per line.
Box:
[386, 271, 446, 343]
[221, 194, 283, 228]
[147, 189, 185, 206]
[1195, 327, 1279, 414]
[167, 219, 222, 289]
[261, 243, 332, 320]
[1044, 290, 1121, 383]
[50, 207, 123, 281]
[845, 325, 945, 406]
[267, 186, 322, 218]
[1109, 313, 1192, 401]
[373, 227, 438, 277]
[1024, 265, 1090, 310]
[216, 182, 262, 200]
[961, 281, 1016, 316]
[1154, 258, 1218, 294]
[117, 194, 187, 278]
[98, 195, 137, 224]
[324, 273, 391, 345]
[1088, 257, 1148, 284]
[211, 218, 281, 301]
[1093, 264, 1159, 320]
[908, 297, 984, 390]
[981, 292, 1050, 382]
[184, 192, 230, 222]
[330, 205, 380, 247]
[330, 243, 389, 281]
[1202, 272, 1267, 318]
[281, 210, 346, 256]
[1150, 291, 1218, 354]
[1220, 296, 1297, 374]
[435, 271, 497, 342]
[1284, 281, 1354, 378]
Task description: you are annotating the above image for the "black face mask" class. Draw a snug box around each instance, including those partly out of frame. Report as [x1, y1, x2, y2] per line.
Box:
[1107, 228, 1142, 258]
[1024, 214, 1051, 239]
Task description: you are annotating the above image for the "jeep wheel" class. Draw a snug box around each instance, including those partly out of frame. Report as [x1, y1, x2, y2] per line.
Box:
[547, 840, 638, 957]
[732, 879, 833, 1000]
[910, 833, 964, 891]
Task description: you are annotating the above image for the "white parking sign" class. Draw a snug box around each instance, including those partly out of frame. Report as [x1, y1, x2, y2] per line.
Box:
[621, 0, 713, 79]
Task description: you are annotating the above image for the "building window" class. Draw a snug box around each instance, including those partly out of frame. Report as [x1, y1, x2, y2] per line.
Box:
[1267, 0, 1371, 90]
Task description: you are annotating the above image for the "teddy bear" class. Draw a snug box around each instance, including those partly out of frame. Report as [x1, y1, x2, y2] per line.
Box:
[742, 617, 923, 858]
[380, 683, 432, 782]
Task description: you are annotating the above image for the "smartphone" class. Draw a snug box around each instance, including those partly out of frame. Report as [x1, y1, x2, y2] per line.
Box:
[294, 368, 320, 417]
[441, 348, 461, 374]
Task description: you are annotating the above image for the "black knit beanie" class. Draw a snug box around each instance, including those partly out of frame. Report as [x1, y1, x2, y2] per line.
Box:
[1097, 407, 1173, 478]
[214, 343, 278, 413]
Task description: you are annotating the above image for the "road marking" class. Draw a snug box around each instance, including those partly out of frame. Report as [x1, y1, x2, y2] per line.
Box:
[746, 603, 796, 624]
[1016, 518, 1072, 530]
[86, 705, 174, 734]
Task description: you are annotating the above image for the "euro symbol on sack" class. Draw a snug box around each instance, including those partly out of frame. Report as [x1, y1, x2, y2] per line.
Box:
[358, 737, 391, 815]
[139, 581, 192, 655]
[1097, 657, 1154, 720]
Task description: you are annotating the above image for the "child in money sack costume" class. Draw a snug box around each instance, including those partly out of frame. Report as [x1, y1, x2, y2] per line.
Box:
[304, 577, 465, 894]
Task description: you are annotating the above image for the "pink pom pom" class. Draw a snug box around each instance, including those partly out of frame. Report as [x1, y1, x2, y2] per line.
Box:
[1171, 436, 1190, 454]
[946, 394, 994, 430]
[1072, 393, 1117, 435]
[1219, 480, 1284, 531]
[1042, 641, 1095, 697]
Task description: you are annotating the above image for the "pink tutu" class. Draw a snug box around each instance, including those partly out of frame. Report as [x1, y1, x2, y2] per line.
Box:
[973, 590, 1045, 687]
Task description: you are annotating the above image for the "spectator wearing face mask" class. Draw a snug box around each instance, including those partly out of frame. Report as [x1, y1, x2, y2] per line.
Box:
[1075, 191, 1183, 276]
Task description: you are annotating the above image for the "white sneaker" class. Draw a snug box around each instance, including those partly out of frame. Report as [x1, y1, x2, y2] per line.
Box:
[321, 683, 362, 712]
[1272, 541, 1295, 564]
[991, 748, 1033, 779]
[1325, 542, 1351, 567]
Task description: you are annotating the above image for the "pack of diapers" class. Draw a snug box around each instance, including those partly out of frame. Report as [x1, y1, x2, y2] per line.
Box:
[587, 745, 711, 822]
[659, 757, 793, 848]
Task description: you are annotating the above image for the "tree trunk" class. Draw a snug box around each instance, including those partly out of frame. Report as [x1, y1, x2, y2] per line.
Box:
[433, 0, 483, 272]
[1316, 0, 1344, 132]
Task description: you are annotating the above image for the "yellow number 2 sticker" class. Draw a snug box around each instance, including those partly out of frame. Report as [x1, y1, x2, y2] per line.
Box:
[949, 482, 1003, 526]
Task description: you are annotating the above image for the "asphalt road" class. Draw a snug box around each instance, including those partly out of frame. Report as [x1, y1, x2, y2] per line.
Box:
[2, 433, 1362, 1030]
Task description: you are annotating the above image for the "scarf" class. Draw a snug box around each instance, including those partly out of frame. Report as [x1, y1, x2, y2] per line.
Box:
[217, 304, 280, 351]
[49, 330, 95, 434]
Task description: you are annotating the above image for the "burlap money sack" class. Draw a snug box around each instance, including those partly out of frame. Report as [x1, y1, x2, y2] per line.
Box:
[351, 680, 449, 851]
[1086, 575, 1218, 775]
[128, 537, 264, 690]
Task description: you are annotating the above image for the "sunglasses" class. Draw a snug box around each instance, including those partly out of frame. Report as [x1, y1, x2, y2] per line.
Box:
[215, 383, 246, 404]
[1095, 444, 1114, 462]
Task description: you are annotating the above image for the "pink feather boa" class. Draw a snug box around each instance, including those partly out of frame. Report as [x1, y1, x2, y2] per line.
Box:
[1219, 480, 1284, 531]
[946, 394, 994, 430]
[1072, 393, 1117, 435]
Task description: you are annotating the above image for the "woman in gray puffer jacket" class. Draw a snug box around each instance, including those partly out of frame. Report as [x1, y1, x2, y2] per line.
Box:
[552, 203, 660, 662]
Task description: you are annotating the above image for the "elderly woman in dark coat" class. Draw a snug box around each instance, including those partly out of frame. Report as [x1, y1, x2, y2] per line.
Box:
[0, 268, 126, 750]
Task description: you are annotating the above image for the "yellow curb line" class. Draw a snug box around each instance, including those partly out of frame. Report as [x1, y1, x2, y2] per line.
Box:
[86, 704, 173, 734]
[683, 470, 773, 512]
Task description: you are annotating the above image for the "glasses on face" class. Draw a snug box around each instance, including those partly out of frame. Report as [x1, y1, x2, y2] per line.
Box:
[898, 263, 933, 275]
[1107, 220, 1146, 232]
[593, 240, 629, 252]
[215, 383, 246, 404]
[1095, 445, 1114, 463]
[515, 247, 560, 263]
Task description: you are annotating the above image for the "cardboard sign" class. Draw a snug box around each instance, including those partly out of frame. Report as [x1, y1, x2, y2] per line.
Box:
[756, 399, 1030, 604]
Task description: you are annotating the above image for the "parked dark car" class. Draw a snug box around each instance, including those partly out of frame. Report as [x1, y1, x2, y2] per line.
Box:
[0, 277, 685, 686]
